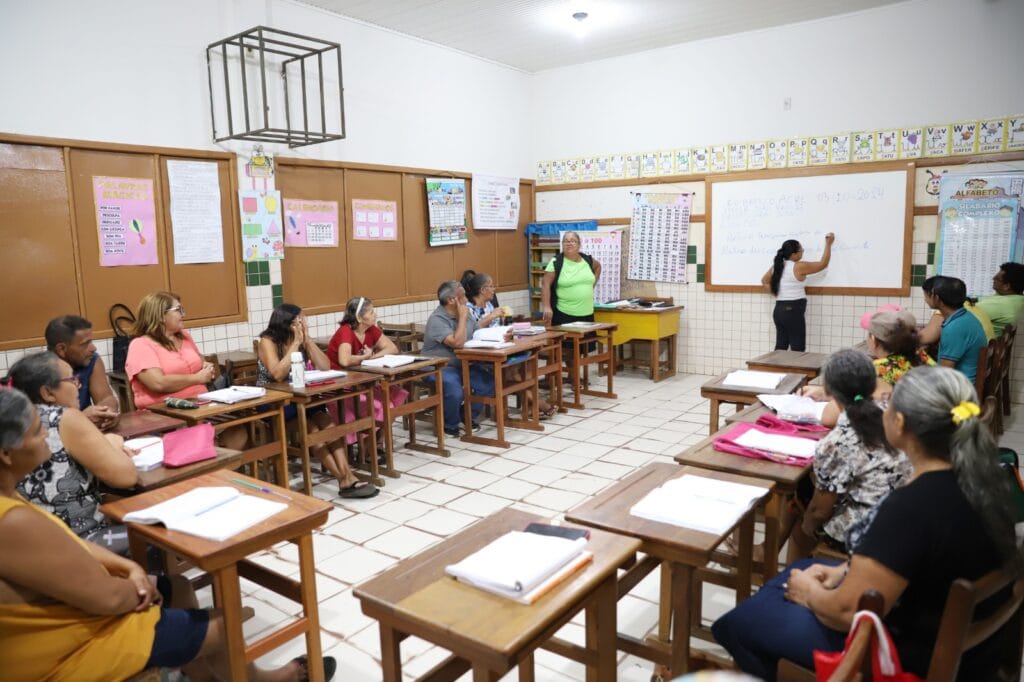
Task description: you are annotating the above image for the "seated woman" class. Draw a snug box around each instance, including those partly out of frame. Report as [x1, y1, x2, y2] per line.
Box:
[7, 351, 138, 555]
[256, 304, 377, 500]
[0, 388, 335, 682]
[712, 366, 1019, 680]
[326, 297, 408, 459]
[461, 270, 557, 419]
[125, 292, 247, 450]
[784, 349, 910, 560]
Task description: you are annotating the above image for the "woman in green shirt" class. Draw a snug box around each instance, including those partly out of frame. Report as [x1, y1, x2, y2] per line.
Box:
[540, 231, 602, 325]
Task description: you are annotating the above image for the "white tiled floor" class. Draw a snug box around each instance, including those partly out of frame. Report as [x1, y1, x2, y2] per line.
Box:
[210, 369, 1024, 681]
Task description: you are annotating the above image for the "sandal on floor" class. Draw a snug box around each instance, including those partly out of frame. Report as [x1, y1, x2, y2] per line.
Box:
[293, 654, 338, 682]
[539, 404, 558, 420]
[339, 481, 379, 499]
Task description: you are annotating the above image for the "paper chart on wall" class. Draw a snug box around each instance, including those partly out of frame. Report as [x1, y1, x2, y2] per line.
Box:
[283, 199, 339, 247]
[351, 199, 396, 241]
[166, 160, 224, 264]
[627, 193, 690, 283]
[238, 190, 283, 262]
[571, 229, 622, 304]
[93, 176, 159, 267]
[471, 174, 520, 230]
[426, 178, 468, 246]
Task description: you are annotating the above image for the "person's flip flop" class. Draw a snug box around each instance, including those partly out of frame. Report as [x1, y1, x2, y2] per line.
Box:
[339, 481, 379, 499]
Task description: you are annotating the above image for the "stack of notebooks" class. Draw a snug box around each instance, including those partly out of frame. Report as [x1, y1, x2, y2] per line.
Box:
[361, 355, 419, 368]
[126, 436, 164, 471]
[123, 486, 287, 541]
[630, 474, 768, 535]
[445, 525, 593, 604]
[757, 393, 829, 423]
[721, 370, 787, 390]
[464, 325, 514, 349]
[197, 385, 266, 404]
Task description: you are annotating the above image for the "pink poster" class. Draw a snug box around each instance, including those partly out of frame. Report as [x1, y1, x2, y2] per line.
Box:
[283, 199, 338, 247]
[352, 199, 398, 241]
[93, 176, 158, 267]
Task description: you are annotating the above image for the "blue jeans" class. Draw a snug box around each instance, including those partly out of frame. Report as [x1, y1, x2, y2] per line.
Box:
[711, 558, 847, 681]
[424, 364, 495, 430]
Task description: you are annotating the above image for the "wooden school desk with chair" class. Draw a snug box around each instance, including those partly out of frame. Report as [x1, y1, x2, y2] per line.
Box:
[517, 328, 568, 413]
[565, 463, 772, 676]
[594, 299, 682, 382]
[111, 410, 186, 439]
[353, 507, 640, 682]
[700, 371, 807, 434]
[101, 470, 332, 682]
[745, 350, 828, 380]
[551, 322, 616, 409]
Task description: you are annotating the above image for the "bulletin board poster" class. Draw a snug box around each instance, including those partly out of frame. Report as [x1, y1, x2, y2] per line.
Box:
[238, 190, 283, 262]
[471, 174, 520, 230]
[938, 173, 1024, 298]
[283, 199, 338, 247]
[351, 199, 397, 241]
[165, 160, 224, 265]
[425, 178, 468, 246]
[628, 193, 691, 283]
[93, 176, 159, 267]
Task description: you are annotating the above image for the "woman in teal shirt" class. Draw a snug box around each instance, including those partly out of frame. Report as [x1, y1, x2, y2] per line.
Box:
[541, 231, 602, 325]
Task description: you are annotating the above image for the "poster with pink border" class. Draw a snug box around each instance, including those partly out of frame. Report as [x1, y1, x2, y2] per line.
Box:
[283, 199, 338, 247]
[93, 176, 159, 267]
[352, 199, 398, 241]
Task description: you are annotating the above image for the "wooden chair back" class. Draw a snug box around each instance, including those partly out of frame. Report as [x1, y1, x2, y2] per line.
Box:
[224, 358, 259, 387]
[1000, 324, 1016, 417]
[974, 341, 991, 405]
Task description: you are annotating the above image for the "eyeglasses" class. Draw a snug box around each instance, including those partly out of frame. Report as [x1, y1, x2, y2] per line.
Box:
[167, 305, 185, 316]
[60, 375, 81, 388]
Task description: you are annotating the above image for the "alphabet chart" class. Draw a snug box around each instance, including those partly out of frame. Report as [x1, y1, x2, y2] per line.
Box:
[627, 193, 691, 283]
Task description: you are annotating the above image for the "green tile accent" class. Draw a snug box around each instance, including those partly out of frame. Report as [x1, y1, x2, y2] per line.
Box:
[911, 264, 926, 277]
[258, 260, 269, 275]
[272, 293, 284, 308]
[911, 275, 925, 287]
[687, 245, 697, 265]
[258, 272, 271, 286]
[927, 242, 936, 265]
[245, 271, 259, 286]
[696, 271, 705, 283]
[245, 261, 260, 276]
[272, 284, 283, 300]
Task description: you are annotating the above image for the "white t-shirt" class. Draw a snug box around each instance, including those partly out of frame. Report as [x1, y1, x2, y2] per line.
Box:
[776, 260, 806, 301]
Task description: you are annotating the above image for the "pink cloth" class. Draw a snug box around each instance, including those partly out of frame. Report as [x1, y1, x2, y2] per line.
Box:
[859, 304, 902, 330]
[124, 330, 206, 409]
[341, 386, 410, 445]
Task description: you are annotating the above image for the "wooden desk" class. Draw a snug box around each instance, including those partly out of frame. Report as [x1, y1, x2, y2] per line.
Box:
[594, 305, 683, 382]
[515, 329, 567, 413]
[454, 338, 547, 449]
[353, 508, 640, 682]
[270, 372, 383, 489]
[745, 350, 828, 380]
[566, 463, 772, 675]
[102, 470, 331, 681]
[552, 323, 617, 410]
[112, 410, 186, 439]
[135, 446, 243, 491]
[724, 403, 771, 425]
[148, 391, 291, 489]
[355, 357, 451, 470]
[700, 371, 806, 434]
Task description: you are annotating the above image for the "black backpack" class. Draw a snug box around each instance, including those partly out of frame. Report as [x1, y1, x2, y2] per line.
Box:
[550, 252, 594, 311]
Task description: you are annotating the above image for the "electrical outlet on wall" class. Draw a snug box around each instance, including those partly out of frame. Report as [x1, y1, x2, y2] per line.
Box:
[783, 97, 792, 111]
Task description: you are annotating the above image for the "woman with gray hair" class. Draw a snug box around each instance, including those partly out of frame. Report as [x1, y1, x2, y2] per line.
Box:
[713, 365, 1020, 680]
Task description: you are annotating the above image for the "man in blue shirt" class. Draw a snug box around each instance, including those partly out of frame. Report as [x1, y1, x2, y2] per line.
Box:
[922, 276, 987, 384]
[45, 315, 120, 429]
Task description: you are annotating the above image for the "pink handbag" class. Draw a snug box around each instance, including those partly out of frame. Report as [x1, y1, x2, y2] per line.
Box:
[161, 423, 216, 468]
[712, 422, 818, 466]
[756, 413, 830, 434]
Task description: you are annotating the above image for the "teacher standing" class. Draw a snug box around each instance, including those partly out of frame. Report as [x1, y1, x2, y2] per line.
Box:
[761, 233, 834, 351]
[541, 231, 602, 325]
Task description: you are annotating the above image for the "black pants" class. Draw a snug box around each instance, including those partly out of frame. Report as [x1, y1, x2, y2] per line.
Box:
[773, 298, 807, 351]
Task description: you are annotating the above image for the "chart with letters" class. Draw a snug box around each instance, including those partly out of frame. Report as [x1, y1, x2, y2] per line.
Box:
[627, 193, 690, 283]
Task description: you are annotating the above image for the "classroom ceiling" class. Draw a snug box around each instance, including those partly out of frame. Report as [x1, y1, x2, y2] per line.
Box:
[297, 0, 906, 72]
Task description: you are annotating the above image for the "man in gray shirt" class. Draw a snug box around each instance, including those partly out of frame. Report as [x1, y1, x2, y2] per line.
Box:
[421, 280, 494, 436]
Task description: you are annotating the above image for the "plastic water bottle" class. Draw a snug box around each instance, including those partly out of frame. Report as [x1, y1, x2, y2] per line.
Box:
[290, 352, 306, 389]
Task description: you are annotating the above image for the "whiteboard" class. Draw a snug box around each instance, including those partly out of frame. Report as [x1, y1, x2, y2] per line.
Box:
[707, 164, 913, 294]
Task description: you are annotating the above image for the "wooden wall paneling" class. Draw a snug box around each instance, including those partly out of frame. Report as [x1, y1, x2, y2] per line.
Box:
[453, 179, 496, 283]
[67, 149, 168, 335]
[344, 170, 406, 302]
[493, 180, 533, 289]
[161, 156, 246, 322]
[276, 164, 349, 315]
[0, 143, 80, 348]
[402, 174, 455, 299]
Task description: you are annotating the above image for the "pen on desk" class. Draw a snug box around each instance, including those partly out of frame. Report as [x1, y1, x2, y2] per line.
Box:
[231, 478, 291, 500]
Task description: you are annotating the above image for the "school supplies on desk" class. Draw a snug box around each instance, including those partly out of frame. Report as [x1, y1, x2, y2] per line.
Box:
[757, 393, 829, 423]
[561, 321, 600, 328]
[303, 369, 347, 383]
[125, 436, 163, 471]
[712, 422, 818, 466]
[122, 486, 286, 541]
[198, 385, 266, 404]
[722, 370, 787, 390]
[629, 474, 767, 535]
[361, 355, 418, 368]
[162, 423, 216, 467]
[164, 397, 199, 409]
[464, 339, 514, 349]
[473, 325, 512, 342]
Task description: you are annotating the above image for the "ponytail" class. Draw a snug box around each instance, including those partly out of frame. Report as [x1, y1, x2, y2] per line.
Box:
[340, 296, 371, 329]
[770, 240, 801, 296]
[823, 349, 892, 452]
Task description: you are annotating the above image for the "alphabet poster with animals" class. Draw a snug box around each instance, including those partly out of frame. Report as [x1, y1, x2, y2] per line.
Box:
[238, 190, 284, 261]
[92, 176, 158, 267]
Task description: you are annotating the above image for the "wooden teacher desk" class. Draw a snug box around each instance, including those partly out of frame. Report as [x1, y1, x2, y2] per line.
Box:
[111, 410, 186, 439]
[353, 508, 640, 682]
[148, 390, 292, 489]
[551, 322, 616, 410]
[101, 470, 333, 682]
[745, 350, 828, 380]
[566, 463, 771, 676]
[700, 371, 806, 434]
[594, 303, 683, 382]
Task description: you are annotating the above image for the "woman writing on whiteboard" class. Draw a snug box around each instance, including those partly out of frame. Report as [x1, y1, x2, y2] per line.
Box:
[761, 233, 835, 351]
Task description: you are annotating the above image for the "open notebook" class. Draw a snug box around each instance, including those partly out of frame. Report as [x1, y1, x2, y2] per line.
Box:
[361, 355, 419, 368]
[125, 436, 164, 471]
[197, 386, 266, 404]
[758, 393, 829, 423]
[630, 474, 768, 535]
[122, 486, 286, 542]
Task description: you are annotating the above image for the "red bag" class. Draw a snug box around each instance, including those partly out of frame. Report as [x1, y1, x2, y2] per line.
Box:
[712, 422, 818, 467]
[162, 423, 216, 467]
[814, 610, 923, 681]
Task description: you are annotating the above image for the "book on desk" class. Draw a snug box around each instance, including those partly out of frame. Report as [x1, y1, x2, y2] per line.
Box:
[122, 486, 286, 541]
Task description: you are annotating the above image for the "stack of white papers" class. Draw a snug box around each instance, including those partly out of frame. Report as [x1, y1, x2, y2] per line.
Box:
[722, 370, 787, 390]
[464, 339, 514, 349]
[733, 430, 817, 459]
[123, 486, 286, 542]
[446, 531, 589, 603]
[304, 369, 347, 383]
[512, 326, 547, 336]
[361, 355, 418, 368]
[757, 393, 828, 423]
[561, 321, 600, 328]
[126, 436, 163, 471]
[630, 474, 768, 535]
[198, 386, 266, 404]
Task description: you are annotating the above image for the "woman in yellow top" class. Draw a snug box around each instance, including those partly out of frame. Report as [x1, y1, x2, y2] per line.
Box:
[0, 388, 334, 682]
[541, 231, 602, 325]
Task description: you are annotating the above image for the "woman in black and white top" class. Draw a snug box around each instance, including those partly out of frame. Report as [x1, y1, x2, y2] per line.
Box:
[761, 233, 834, 351]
